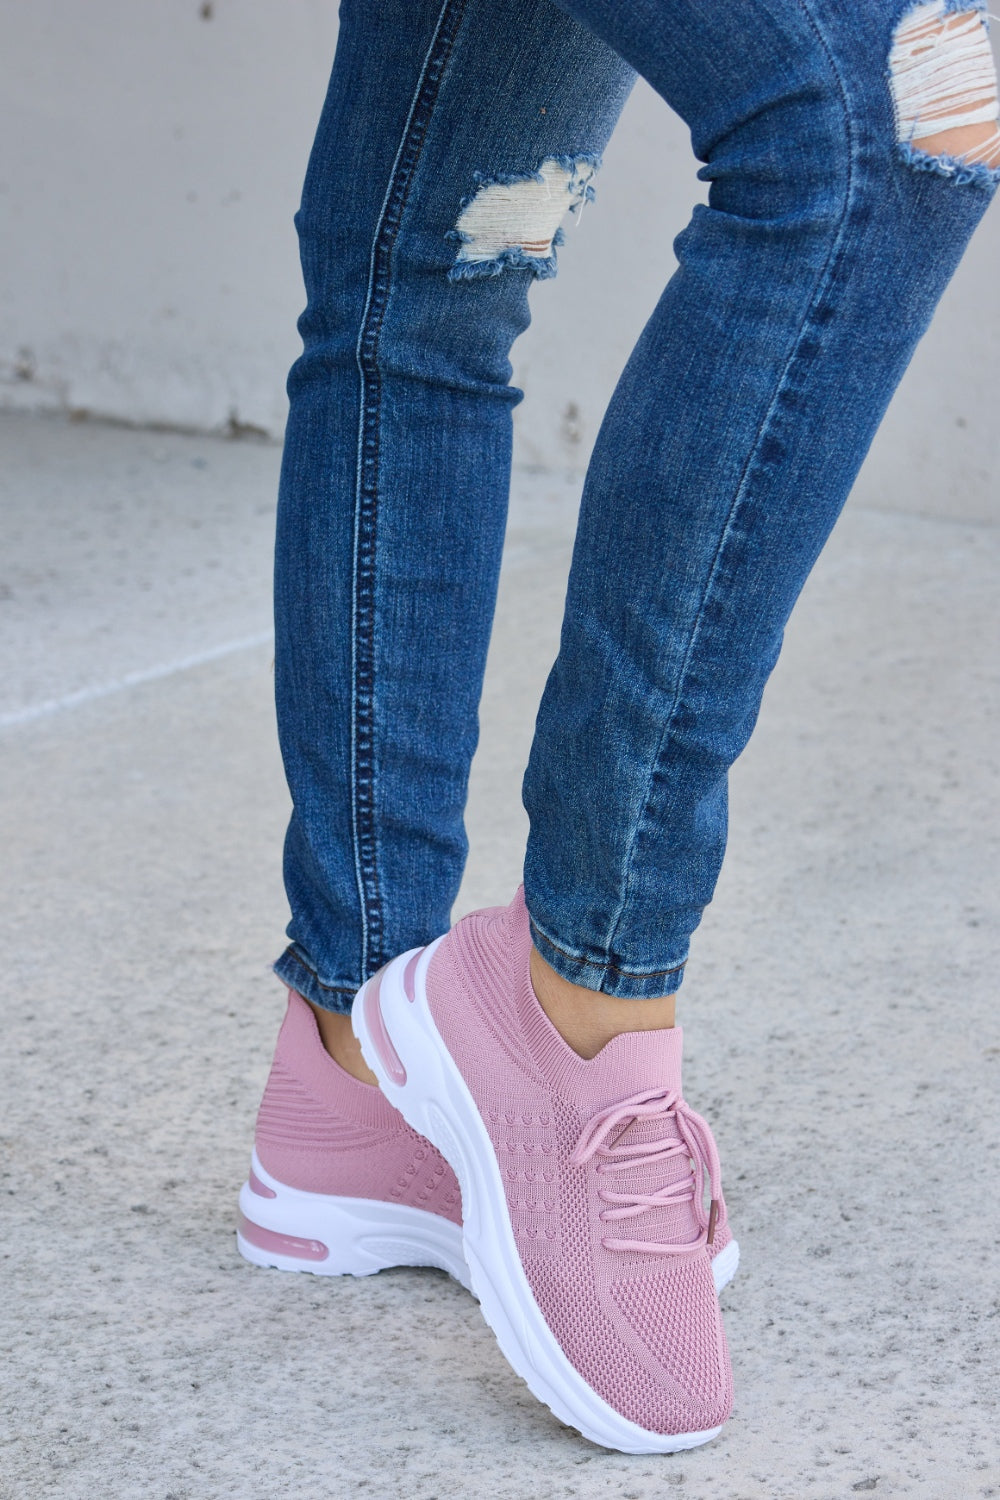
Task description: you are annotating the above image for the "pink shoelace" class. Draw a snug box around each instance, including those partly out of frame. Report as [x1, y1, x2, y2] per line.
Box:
[570, 1086, 726, 1255]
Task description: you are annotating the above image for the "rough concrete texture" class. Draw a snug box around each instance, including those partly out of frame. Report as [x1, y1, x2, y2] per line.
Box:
[1, 412, 998, 1499]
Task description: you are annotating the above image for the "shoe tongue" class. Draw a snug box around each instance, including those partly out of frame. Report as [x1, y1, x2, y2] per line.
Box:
[586, 1025, 684, 1109]
[524, 1006, 686, 1114]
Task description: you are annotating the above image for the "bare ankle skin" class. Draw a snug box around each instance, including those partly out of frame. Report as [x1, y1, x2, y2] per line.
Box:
[307, 1000, 379, 1085]
[529, 946, 676, 1060]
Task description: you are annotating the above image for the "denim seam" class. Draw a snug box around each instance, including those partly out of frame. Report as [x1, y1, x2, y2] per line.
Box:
[604, 0, 858, 962]
[350, 0, 467, 979]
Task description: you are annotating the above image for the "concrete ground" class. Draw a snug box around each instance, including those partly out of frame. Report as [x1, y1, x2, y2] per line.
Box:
[1, 410, 998, 1500]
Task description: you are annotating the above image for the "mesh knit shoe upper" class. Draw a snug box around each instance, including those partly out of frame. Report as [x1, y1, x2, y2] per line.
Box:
[255, 989, 462, 1223]
[422, 889, 733, 1437]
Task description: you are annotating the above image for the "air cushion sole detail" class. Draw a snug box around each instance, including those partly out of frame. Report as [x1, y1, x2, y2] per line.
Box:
[236, 1149, 470, 1287]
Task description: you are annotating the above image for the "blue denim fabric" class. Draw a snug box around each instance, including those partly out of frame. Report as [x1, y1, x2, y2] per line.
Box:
[274, 0, 997, 1009]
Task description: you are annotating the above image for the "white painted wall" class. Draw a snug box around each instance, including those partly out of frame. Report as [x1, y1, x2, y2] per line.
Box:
[1, 1, 997, 519]
[0, 0, 336, 436]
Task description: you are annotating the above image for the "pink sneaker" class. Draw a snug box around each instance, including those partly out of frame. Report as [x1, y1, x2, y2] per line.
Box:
[352, 890, 737, 1453]
[239, 989, 737, 1302]
[237, 989, 468, 1287]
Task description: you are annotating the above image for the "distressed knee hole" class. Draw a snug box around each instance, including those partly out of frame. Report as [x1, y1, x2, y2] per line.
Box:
[890, 1, 1000, 182]
[446, 156, 600, 281]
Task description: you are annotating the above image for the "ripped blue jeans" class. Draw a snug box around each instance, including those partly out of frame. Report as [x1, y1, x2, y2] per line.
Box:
[273, 0, 998, 1008]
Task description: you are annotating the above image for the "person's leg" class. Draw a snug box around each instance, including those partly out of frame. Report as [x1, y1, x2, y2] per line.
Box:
[242, 0, 655, 1288]
[351, 0, 997, 1452]
[523, 0, 999, 1004]
[272, 0, 635, 1024]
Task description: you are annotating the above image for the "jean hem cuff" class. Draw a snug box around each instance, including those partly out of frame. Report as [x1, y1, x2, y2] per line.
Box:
[273, 946, 357, 1015]
[527, 918, 687, 999]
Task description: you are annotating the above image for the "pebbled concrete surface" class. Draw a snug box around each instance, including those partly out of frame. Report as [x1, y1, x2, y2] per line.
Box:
[1, 411, 998, 1499]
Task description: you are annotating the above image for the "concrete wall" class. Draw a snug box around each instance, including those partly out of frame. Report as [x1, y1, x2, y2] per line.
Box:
[0, 0, 336, 437]
[1, 1, 997, 519]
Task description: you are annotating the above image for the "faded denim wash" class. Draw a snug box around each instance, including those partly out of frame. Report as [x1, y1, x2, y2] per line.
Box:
[273, 0, 998, 1007]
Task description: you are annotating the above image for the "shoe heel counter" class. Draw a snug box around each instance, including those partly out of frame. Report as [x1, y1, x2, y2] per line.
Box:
[254, 993, 333, 1180]
[254, 1055, 303, 1155]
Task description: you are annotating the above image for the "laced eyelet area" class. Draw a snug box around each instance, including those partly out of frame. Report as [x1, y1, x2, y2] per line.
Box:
[570, 1086, 726, 1255]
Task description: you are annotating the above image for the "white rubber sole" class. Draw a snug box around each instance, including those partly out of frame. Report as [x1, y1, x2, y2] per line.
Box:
[236, 1148, 470, 1289]
[352, 943, 729, 1454]
[711, 1235, 740, 1295]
